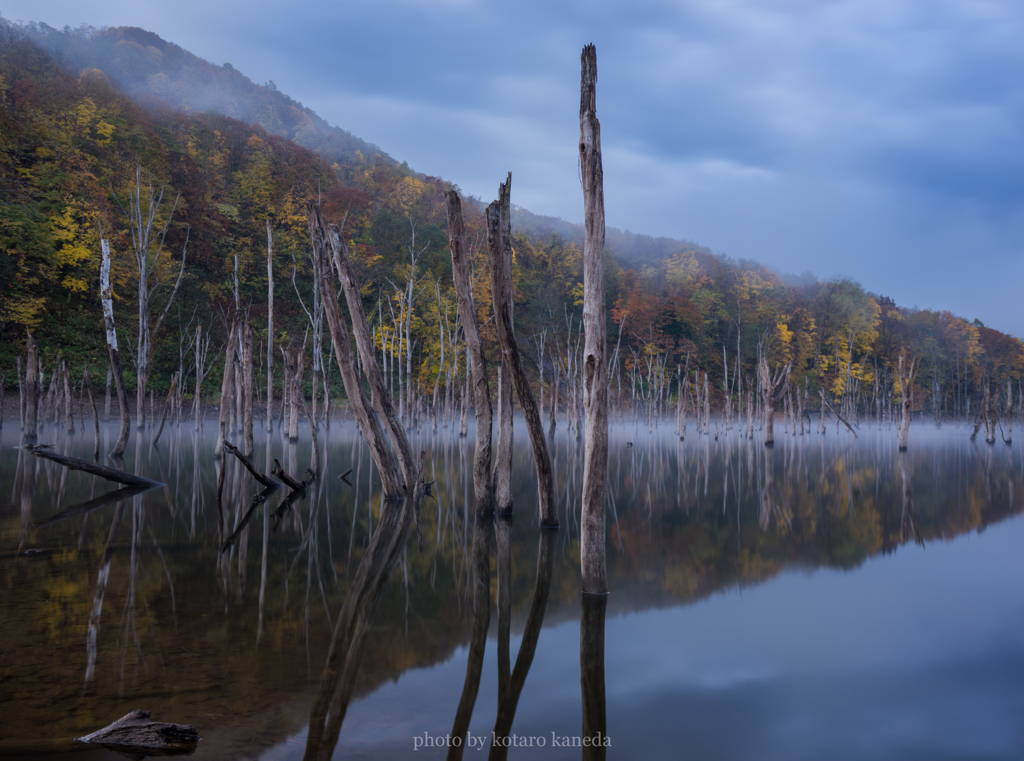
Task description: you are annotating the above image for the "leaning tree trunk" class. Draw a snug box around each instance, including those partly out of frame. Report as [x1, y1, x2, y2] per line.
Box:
[445, 190, 495, 512]
[306, 203, 405, 497]
[324, 212, 416, 490]
[100, 240, 130, 456]
[579, 44, 609, 594]
[487, 176, 557, 526]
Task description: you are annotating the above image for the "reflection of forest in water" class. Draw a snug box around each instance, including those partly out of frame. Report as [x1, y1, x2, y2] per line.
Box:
[1, 419, 1020, 758]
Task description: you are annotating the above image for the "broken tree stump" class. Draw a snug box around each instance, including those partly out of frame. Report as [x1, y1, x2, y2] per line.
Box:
[75, 710, 199, 753]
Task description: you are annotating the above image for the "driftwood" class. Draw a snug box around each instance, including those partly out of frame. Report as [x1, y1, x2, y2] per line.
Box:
[223, 440, 280, 488]
[579, 44, 609, 594]
[29, 447, 162, 487]
[76, 710, 199, 753]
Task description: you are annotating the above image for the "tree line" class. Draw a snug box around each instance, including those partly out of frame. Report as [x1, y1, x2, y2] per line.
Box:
[3, 25, 1021, 450]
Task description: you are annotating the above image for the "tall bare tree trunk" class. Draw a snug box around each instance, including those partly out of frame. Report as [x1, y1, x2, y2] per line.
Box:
[580, 44, 609, 594]
[487, 177, 557, 525]
[100, 240, 130, 456]
[446, 191, 495, 510]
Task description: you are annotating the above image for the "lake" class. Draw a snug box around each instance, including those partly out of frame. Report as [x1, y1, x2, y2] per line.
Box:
[2, 414, 1023, 759]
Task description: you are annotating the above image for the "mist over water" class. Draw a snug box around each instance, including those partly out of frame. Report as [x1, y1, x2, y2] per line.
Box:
[2, 415, 1023, 759]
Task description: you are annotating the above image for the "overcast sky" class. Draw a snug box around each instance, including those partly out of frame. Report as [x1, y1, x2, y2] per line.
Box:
[6, 0, 1024, 335]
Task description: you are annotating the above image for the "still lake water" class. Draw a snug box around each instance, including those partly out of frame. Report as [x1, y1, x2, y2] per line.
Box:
[2, 414, 1023, 759]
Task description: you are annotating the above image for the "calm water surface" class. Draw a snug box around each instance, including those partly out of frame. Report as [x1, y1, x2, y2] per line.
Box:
[1, 415, 1023, 759]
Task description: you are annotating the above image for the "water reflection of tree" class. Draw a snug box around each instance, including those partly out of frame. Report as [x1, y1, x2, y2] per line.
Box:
[303, 487, 426, 761]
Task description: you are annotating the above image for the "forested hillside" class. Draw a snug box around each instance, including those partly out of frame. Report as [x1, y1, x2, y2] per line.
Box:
[1, 21, 1021, 424]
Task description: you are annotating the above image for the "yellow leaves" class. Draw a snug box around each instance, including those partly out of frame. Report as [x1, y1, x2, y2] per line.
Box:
[95, 120, 115, 146]
[665, 249, 703, 289]
[50, 201, 97, 294]
[775, 321, 793, 353]
[570, 282, 585, 307]
[1, 295, 48, 327]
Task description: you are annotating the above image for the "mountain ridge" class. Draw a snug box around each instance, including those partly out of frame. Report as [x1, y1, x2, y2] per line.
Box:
[12, 18, 714, 270]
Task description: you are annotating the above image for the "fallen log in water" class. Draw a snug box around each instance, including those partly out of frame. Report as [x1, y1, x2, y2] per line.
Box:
[271, 458, 309, 491]
[223, 440, 280, 488]
[29, 447, 162, 487]
[75, 710, 199, 754]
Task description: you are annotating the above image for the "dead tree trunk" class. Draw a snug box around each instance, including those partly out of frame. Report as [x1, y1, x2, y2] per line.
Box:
[897, 352, 917, 450]
[759, 357, 791, 447]
[62, 361, 74, 433]
[266, 220, 275, 433]
[23, 331, 39, 442]
[306, 203, 406, 497]
[153, 371, 178, 445]
[215, 320, 238, 457]
[84, 363, 100, 460]
[491, 201, 514, 514]
[580, 44, 609, 594]
[445, 190, 495, 512]
[487, 176, 557, 526]
[243, 323, 254, 456]
[100, 240, 130, 456]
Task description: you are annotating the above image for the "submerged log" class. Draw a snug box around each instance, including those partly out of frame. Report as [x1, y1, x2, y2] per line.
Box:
[29, 447, 162, 487]
[76, 710, 199, 753]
